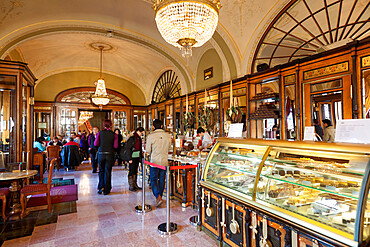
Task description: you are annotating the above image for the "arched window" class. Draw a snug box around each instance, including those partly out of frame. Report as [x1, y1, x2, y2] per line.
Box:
[152, 70, 181, 103]
[55, 87, 130, 105]
[252, 0, 370, 72]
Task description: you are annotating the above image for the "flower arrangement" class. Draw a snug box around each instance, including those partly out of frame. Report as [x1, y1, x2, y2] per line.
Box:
[198, 106, 218, 131]
[226, 106, 243, 123]
[183, 111, 195, 128]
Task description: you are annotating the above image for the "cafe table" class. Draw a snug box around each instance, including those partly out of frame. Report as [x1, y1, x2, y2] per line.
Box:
[0, 170, 38, 220]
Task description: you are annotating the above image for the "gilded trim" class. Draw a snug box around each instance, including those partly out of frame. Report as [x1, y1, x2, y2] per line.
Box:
[34, 106, 52, 110]
[222, 88, 246, 98]
[198, 94, 218, 103]
[283, 74, 296, 84]
[303, 61, 349, 80]
[361, 55, 370, 68]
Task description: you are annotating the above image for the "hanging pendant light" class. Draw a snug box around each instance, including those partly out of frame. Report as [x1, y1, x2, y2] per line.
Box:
[91, 46, 109, 108]
[152, 0, 221, 58]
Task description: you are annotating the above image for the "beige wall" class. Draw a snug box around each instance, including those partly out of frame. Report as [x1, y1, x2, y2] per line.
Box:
[196, 49, 223, 91]
[35, 71, 146, 105]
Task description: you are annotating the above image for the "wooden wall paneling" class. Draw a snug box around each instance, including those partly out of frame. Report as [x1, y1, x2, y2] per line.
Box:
[16, 71, 22, 161]
[26, 86, 32, 165]
[296, 65, 302, 140]
[278, 71, 285, 140]
[218, 87, 222, 136]
[303, 83, 312, 129]
[30, 86, 35, 167]
[357, 45, 370, 119]
[351, 46, 359, 119]
[343, 75, 353, 119]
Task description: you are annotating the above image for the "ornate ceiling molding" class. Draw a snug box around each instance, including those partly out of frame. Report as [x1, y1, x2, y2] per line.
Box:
[0, 22, 194, 93]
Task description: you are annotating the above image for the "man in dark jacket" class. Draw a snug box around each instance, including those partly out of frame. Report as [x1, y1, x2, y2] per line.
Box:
[61, 137, 81, 170]
[88, 127, 99, 173]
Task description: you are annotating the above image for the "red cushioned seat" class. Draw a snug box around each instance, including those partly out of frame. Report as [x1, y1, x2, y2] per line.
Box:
[21, 184, 47, 194]
[0, 188, 9, 196]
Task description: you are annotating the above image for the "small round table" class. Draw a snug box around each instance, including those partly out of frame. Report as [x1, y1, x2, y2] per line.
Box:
[0, 170, 38, 220]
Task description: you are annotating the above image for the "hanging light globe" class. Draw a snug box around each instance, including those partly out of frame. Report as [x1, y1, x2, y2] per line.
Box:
[152, 0, 221, 57]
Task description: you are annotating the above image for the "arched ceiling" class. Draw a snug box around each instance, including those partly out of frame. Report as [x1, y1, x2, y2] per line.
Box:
[0, 0, 367, 104]
[15, 33, 171, 96]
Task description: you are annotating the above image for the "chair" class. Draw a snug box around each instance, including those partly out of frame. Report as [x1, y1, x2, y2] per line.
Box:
[0, 188, 9, 221]
[46, 145, 61, 171]
[33, 148, 45, 182]
[20, 159, 56, 218]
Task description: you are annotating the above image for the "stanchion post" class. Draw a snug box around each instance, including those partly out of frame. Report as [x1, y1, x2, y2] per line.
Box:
[135, 160, 152, 214]
[158, 165, 178, 235]
[166, 165, 170, 232]
[189, 163, 199, 226]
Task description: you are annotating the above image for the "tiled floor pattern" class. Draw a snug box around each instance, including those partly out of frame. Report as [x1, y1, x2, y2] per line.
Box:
[2, 166, 217, 247]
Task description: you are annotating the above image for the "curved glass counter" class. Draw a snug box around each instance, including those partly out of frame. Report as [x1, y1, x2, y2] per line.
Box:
[201, 138, 370, 246]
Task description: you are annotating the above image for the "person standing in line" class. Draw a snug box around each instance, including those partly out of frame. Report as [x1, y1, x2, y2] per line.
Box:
[80, 131, 89, 160]
[94, 120, 118, 195]
[123, 127, 145, 192]
[88, 127, 99, 173]
[313, 119, 324, 141]
[322, 119, 336, 142]
[146, 119, 171, 206]
[114, 129, 124, 166]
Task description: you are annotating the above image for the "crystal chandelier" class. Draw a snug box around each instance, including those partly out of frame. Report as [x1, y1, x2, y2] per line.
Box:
[152, 0, 221, 57]
[91, 46, 109, 108]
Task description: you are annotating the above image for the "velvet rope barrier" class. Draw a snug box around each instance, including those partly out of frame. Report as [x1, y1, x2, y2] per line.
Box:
[143, 161, 198, 170]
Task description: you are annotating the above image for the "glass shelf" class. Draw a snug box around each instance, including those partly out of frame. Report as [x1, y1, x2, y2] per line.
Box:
[261, 174, 360, 200]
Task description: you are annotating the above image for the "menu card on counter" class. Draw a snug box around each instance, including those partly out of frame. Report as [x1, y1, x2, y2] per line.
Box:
[303, 126, 315, 141]
[227, 123, 243, 138]
[335, 119, 370, 144]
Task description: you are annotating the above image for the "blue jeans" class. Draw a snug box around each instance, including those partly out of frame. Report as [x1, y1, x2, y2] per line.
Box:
[150, 167, 166, 199]
[97, 153, 114, 192]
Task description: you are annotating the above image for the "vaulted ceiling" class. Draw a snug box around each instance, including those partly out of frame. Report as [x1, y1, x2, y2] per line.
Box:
[0, 0, 368, 104]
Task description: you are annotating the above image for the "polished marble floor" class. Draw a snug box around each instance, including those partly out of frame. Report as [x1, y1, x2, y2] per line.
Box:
[2, 166, 216, 247]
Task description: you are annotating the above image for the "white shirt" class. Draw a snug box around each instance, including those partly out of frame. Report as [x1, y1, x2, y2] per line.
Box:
[202, 132, 212, 148]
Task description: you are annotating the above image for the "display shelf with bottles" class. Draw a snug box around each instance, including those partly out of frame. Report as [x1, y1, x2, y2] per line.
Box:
[200, 138, 370, 247]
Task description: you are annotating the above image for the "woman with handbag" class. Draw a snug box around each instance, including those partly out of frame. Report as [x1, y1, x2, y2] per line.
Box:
[123, 127, 145, 191]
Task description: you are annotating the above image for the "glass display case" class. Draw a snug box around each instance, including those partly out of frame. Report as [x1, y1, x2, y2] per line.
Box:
[201, 138, 370, 246]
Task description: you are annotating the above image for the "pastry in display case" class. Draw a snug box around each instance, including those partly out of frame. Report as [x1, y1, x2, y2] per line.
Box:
[204, 143, 268, 199]
[200, 138, 370, 247]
